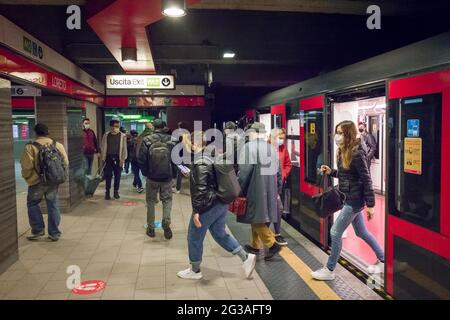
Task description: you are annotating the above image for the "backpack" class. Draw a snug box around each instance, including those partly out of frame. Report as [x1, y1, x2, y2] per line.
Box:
[213, 155, 241, 204]
[147, 133, 173, 180]
[32, 140, 67, 186]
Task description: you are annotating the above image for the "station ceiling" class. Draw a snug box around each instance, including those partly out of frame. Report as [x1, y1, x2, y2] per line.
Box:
[1, 0, 450, 91]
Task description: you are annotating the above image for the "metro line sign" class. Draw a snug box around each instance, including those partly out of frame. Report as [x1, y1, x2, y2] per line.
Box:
[106, 75, 175, 90]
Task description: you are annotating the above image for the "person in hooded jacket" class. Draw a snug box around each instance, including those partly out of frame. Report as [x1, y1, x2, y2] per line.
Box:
[311, 120, 385, 281]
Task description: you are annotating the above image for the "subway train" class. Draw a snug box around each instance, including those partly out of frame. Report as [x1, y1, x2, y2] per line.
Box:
[245, 31, 450, 300]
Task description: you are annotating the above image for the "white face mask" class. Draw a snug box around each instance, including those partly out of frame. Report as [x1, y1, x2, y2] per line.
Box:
[112, 127, 120, 134]
[83, 124, 90, 129]
[334, 133, 344, 147]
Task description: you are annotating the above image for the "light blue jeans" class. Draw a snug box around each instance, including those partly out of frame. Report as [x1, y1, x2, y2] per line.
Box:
[327, 205, 384, 271]
[188, 202, 242, 265]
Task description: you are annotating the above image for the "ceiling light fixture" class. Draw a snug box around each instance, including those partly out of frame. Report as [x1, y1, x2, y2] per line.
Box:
[121, 47, 137, 62]
[223, 52, 235, 59]
[162, 0, 186, 18]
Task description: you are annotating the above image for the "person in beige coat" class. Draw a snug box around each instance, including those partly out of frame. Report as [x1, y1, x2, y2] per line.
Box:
[101, 119, 128, 200]
[21, 123, 68, 241]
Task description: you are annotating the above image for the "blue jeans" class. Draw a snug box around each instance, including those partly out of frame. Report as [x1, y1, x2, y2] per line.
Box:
[27, 183, 62, 237]
[327, 205, 384, 271]
[188, 202, 242, 265]
[131, 160, 142, 188]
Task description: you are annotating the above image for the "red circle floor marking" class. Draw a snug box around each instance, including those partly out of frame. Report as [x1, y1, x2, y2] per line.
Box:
[72, 280, 106, 295]
[124, 201, 138, 206]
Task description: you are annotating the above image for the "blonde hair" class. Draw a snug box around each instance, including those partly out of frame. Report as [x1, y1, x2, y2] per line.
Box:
[268, 128, 285, 145]
[336, 121, 360, 169]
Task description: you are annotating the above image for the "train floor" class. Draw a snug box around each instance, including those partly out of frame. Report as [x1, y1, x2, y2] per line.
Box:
[1, 174, 381, 300]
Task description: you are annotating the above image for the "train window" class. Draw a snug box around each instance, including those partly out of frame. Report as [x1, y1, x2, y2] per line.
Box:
[388, 93, 441, 233]
[304, 109, 324, 185]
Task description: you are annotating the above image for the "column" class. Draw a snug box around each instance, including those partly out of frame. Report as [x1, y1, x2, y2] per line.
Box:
[0, 78, 18, 273]
[35, 96, 84, 213]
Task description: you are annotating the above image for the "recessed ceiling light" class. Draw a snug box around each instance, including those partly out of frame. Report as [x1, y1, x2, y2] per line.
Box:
[223, 52, 235, 59]
[162, 0, 186, 18]
[121, 47, 137, 62]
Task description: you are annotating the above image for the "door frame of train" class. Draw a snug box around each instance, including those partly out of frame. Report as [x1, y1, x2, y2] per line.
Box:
[299, 95, 329, 248]
[386, 68, 450, 297]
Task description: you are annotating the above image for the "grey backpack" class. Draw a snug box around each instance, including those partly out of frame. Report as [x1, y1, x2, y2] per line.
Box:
[32, 140, 67, 186]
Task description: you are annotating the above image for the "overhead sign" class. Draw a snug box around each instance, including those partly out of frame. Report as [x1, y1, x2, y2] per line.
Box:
[11, 86, 41, 97]
[106, 75, 175, 90]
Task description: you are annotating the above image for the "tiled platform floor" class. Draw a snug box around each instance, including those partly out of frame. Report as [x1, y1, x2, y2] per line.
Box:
[1, 174, 273, 300]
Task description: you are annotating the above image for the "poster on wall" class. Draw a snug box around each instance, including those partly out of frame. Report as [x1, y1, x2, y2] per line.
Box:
[404, 138, 422, 175]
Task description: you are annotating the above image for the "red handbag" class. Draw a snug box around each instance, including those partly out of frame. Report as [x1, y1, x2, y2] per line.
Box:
[228, 197, 247, 216]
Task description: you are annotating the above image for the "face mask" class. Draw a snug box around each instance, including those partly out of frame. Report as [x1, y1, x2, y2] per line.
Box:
[83, 124, 90, 129]
[359, 128, 364, 133]
[112, 127, 120, 134]
[334, 133, 344, 147]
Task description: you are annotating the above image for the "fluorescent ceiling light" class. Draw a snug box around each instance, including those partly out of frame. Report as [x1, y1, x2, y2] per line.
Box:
[162, 0, 186, 17]
[223, 52, 235, 59]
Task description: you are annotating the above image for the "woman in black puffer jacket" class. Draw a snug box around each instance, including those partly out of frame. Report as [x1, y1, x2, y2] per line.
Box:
[311, 121, 385, 281]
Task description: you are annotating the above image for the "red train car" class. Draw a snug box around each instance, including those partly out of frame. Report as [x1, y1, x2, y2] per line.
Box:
[249, 31, 450, 299]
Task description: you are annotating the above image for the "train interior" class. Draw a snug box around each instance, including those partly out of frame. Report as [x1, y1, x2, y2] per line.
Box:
[332, 95, 386, 285]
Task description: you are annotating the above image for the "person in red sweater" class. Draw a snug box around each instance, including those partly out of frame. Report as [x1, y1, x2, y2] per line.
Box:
[268, 128, 292, 246]
[82, 118, 100, 175]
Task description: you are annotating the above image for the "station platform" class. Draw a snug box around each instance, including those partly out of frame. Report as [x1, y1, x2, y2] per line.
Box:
[0, 175, 381, 300]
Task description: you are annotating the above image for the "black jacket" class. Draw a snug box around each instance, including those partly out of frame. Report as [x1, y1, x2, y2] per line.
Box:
[331, 146, 375, 209]
[137, 129, 174, 181]
[361, 132, 377, 162]
[190, 152, 218, 214]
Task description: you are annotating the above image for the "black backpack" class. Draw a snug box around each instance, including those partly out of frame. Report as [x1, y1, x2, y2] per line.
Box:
[32, 140, 67, 186]
[147, 133, 173, 180]
[213, 155, 241, 204]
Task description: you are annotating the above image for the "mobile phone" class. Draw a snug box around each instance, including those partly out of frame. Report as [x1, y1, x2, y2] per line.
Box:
[177, 164, 190, 175]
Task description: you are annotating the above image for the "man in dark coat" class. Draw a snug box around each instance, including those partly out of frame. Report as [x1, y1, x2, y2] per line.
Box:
[237, 122, 283, 261]
[358, 122, 377, 173]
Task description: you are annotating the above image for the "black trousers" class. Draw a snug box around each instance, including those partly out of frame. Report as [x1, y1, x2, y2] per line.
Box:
[104, 155, 122, 192]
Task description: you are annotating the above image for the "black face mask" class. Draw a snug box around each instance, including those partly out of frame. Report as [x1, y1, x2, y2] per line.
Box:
[359, 129, 365, 133]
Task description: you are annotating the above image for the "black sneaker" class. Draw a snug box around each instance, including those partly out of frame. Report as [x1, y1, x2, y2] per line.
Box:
[264, 242, 282, 261]
[275, 235, 288, 246]
[105, 193, 111, 200]
[48, 234, 60, 242]
[163, 226, 173, 240]
[26, 230, 45, 241]
[244, 244, 261, 255]
[114, 192, 120, 199]
[146, 226, 155, 238]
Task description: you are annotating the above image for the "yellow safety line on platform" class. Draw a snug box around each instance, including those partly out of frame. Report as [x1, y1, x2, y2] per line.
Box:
[279, 247, 342, 300]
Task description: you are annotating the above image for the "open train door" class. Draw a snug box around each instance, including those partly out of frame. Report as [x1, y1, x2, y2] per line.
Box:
[387, 68, 450, 299]
[298, 95, 329, 247]
[271, 104, 286, 130]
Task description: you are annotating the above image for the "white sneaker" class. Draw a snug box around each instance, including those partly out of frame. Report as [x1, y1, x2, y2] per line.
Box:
[242, 254, 256, 279]
[367, 260, 384, 274]
[177, 268, 203, 280]
[311, 267, 335, 281]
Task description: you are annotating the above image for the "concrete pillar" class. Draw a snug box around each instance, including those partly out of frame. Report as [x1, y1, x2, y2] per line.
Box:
[0, 78, 18, 273]
[35, 97, 84, 213]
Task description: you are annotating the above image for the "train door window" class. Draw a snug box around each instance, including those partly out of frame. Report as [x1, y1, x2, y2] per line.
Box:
[388, 93, 442, 233]
[304, 109, 324, 185]
[369, 115, 380, 160]
[272, 114, 282, 129]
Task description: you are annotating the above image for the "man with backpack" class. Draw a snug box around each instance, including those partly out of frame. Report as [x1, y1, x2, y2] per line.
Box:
[20, 123, 68, 241]
[138, 119, 175, 239]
